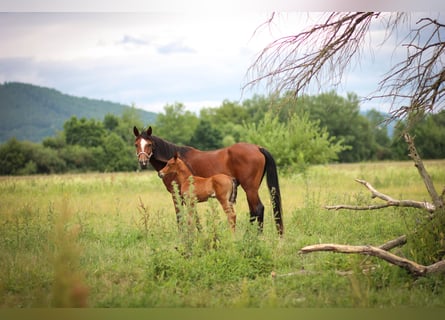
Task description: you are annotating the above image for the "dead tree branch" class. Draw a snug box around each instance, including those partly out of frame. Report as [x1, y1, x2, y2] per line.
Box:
[404, 133, 444, 209]
[325, 178, 436, 213]
[378, 235, 407, 250]
[246, 12, 445, 125]
[245, 12, 382, 96]
[299, 240, 445, 277]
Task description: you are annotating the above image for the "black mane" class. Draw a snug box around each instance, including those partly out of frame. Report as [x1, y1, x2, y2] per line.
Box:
[148, 135, 193, 163]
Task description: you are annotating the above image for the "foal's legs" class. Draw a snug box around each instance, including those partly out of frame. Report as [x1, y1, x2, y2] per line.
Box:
[215, 188, 236, 231]
[220, 200, 236, 231]
[171, 193, 202, 232]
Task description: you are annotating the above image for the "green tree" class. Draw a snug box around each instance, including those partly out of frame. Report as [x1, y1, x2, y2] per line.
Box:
[117, 106, 145, 144]
[392, 110, 445, 160]
[64, 116, 105, 148]
[42, 132, 66, 150]
[365, 109, 392, 160]
[295, 91, 373, 162]
[0, 138, 27, 175]
[200, 99, 253, 145]
[0, 138, 66, 175]
[155, 102, 199, 145]
[241, 111, 346, 172]
[60, 145, 102, 172]
[189, 119, 223, 150]
[101, 132, 137, 171]
[103, 113, 120, 131]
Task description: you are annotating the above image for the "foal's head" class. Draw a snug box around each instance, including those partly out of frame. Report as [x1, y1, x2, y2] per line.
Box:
[133, 126, 154, 169]
[158, 152, 188, 178]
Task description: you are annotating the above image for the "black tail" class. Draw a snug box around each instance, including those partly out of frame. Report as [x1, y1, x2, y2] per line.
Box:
[259, 147, 284, 235]
[229, 178, 239, 204]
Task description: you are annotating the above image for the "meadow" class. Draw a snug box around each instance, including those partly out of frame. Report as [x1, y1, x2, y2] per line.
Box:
[1, 160, 445, 307]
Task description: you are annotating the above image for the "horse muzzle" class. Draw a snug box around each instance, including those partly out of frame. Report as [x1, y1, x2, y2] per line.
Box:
[137, 151, 152, 169]
[158, 171, 165, 178]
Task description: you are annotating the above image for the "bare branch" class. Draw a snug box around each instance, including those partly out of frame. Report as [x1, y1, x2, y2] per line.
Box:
[404, 133, 443, 209]
[247, 12, 445, 124]
[245, 12, 381, 96]
[324, 178, 436, 213]
[378, 235, 407, 251]
[299, 242, 445, 276]
[371, 15, 445, 125]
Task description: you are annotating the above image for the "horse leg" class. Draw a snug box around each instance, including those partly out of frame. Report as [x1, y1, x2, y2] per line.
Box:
[219, 200, 236, 232]
[245, 189, 264, 233]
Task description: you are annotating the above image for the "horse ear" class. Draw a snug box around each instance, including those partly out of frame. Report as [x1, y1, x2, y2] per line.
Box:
[133, 126, 139, 137]
[174, 151, 179, 160]
[146, 126, 152, 136]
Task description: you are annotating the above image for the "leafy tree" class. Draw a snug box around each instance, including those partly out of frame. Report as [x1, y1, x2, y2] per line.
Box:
[117, 106, 145, 144]
[154, 102, 199, 145]
[42, 132, 66, 150]
[0, 138, 28, 175]
[30, 143, 67, 173]
[241, 111, 346, 172]
[101, 132, 137, 171]
[60, 145, 102, 172]
[103, 113, 120, 131]
[0, 138, 66, 175]
[364, 109, 392, 160]
[64, 116, 105, 147]
[189, 119, 223, 150]
[392, 110, 445, 160]
[293, 91, 374, 162]
[199, 100, 248, 144]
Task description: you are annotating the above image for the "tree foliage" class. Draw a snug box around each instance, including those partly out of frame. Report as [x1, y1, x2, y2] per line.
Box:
[154, 102, 199, 145]
[240, 110, 347, 172]
[1, 91, 444, 175]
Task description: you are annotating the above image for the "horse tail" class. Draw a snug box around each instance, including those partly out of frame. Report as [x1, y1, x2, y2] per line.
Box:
[229, 178, 239, 204]
[259, 147, 284, 235]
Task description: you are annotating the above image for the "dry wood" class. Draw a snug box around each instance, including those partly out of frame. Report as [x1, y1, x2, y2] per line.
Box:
[299, 241, 445, 277]
[404, 133, 443, 209]
[325, 178, 436, 213]
[378, 235, 407, 251]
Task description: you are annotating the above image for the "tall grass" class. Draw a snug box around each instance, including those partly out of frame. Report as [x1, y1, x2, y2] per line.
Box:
[1, 161, 444, 307]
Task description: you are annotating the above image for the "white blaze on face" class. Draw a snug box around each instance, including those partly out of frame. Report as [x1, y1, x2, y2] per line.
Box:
[140, 138, 148, 152]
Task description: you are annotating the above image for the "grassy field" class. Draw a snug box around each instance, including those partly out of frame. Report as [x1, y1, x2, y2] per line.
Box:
[1, 160, 445, 307]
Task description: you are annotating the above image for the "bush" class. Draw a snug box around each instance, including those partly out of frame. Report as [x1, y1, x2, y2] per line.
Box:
[241, 111, 347, 172]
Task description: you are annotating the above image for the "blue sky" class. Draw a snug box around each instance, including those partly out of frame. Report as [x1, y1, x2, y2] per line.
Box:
[1, 2, 444, 114]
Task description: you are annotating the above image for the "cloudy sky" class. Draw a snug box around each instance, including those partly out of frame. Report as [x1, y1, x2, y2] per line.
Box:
[1, 1, 444, 114]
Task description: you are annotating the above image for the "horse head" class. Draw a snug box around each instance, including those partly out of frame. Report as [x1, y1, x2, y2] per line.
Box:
[133, 126, 154, 169]
[158, 152, 180, 178]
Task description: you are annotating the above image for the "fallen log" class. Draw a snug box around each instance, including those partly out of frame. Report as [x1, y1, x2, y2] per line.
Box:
[299, 239, 445, 277]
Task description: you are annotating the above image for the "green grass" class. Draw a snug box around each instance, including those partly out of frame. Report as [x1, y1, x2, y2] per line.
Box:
[1, 160, 445, 307]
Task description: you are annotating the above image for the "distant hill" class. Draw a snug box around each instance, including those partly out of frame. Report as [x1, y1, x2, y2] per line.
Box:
[0, 82, 157, 143]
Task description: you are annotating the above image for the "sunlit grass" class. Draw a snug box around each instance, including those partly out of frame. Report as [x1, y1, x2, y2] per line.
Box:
[1, 160, 444, 307]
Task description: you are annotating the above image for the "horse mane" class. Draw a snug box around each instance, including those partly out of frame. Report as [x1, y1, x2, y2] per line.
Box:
[148, 135, 193, 163]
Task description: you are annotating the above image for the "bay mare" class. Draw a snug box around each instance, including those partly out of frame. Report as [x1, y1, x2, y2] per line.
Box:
[133, 126, 283, 235]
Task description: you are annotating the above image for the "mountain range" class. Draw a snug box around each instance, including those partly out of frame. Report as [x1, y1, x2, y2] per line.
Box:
[0, 82, 157, 143]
